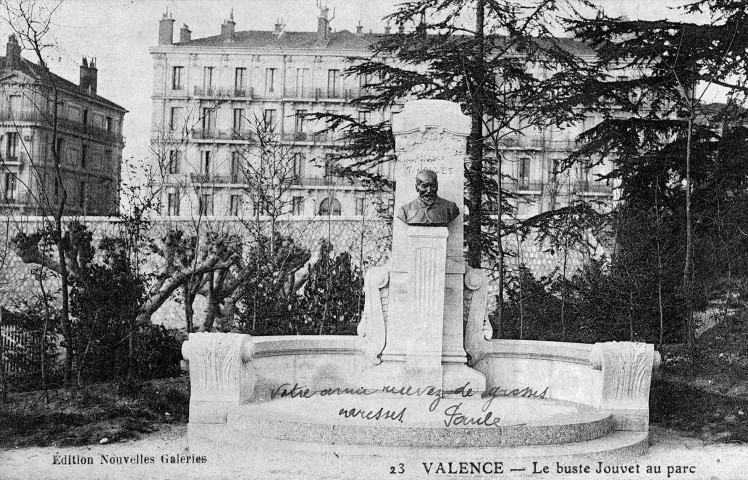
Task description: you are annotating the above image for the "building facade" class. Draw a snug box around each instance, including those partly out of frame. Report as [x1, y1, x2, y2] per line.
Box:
[149, 8, 614, 222]
[0, 35, 127, 216]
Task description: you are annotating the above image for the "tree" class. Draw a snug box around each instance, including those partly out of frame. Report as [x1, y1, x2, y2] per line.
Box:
[567, 1, 748, 354]
[314, 0, 598, 336]
[0, 0, 79, 385]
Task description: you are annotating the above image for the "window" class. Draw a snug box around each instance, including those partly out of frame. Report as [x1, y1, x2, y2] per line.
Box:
[295, 68, 308, 97]
[79, 181, 86, 208]
[263, 109, 276, 130]
[252, 200, 269, 216]
[324, 153, 336, 177]
[3, 173, 16, 202]
[230, 151, 241, 182]
[56, 137, 64, 162]
[167, 192, 180, 216]
[579, 158, 591, 189]
[292, 196, 304, 216]
[203, 66, 214, 93]
[355, 197, 366, 216]
[6, 132, 18, 160]
[327, 69, 340, 97]
[105, 117, 113, 133]
[201, 107, 215, 133]
[233, 108, 244, 135]
[234, 67, 246, 93]
[200, 151, 211, 175]
[291, 153, 304, 178]
[172, 66, 184, 90]
[265, 68, 277, 93]
[105, 149, 113, 171]
[318, 197, 341, 216]
[81, 144, 88, 169]
[229, 194, 243, 216]
[82, 109, 89, 126]
[518, 157, 530, 189]
[169, 107, 181, 131]
[168, 150, 180, 174]
[198, 193, 214, 216]
[53, 177, 59, 200]
[295, 110, 306, 133]
[357, 110, 371, 125]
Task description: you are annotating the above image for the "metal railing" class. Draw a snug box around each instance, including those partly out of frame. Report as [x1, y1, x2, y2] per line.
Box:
[0, 110, 122, 143]
[190, 173, 232, 184]
[193, 86, 254, 99]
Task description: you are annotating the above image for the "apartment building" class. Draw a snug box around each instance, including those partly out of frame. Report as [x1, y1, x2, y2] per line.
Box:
[0, 35, 127, 215]
[149, 7, 613, 221]
[150, 7, 394, 220]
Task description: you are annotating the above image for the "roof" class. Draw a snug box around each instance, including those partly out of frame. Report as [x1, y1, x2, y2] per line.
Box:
[177, 29, 378, 51]
[0, 56, 127, 112]
[171, 29, 596, 58]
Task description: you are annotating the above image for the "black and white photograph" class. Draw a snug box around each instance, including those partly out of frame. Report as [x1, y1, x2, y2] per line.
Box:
[0, 0, 747, 478]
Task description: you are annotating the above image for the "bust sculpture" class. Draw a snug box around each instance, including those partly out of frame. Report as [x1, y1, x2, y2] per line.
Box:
[397, 169, 460, 227]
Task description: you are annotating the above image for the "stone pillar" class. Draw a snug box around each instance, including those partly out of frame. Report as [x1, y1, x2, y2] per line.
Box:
[182, 332, 253, 424]
[404, 227, 448, 385]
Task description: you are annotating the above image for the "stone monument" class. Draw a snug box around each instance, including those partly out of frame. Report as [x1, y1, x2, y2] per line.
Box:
[181, 100, 661, 474]
[357, 99, 487, 394]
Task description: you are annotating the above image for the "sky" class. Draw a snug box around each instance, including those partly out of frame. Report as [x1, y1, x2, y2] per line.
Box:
[1, 0, 703, 182]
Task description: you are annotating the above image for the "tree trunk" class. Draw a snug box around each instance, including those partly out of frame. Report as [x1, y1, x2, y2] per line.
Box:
[683, 112, 695, 359]
[467, 0, 485, 269]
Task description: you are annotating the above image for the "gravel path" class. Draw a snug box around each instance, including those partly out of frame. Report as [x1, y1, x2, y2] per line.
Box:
[1, 425, 747, 480]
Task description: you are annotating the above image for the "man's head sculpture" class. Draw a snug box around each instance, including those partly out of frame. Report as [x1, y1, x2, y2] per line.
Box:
[397, 169, 460, 227]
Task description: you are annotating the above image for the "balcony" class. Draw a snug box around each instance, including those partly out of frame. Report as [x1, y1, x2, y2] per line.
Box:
[296, 176, 351, 187]
[0, 110, 122, 143]
[191, 129, 255, 141]
[312, 88, 359, 101]
[193, 86, 254, 99]
[501, 180, 545, 193]
[190, 173, 233, 184]
[497, 136, 577, 152]
[572, 181, 613, 194]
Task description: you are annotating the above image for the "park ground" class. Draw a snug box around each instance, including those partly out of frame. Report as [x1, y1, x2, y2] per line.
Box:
[1, 311, 748, 479]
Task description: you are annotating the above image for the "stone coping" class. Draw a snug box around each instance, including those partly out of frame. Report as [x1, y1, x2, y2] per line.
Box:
[477, 339, 593, 366]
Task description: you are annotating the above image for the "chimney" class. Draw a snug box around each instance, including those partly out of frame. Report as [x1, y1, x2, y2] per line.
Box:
[5, 34, 21, 71]
[179, 24, 192, 43]
[158, 10, 175, 45]
[356, 21, 363, 35]
[88, 58, 97, 95]
[221, 9, 235, 37]
[79, 57, 98, 95]
[317, 3, 331, 40]
[274, 19, 284, 34]
[384, 24, 391, 35]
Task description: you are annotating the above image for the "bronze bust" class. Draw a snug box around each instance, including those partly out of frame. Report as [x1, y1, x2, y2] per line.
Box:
[397, 170, 460, 226]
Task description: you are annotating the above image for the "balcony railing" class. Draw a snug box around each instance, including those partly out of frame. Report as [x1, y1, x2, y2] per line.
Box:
[191, 129, 255, 141]
[190, 173, 233, 184]
[498, 136, 578, 151]
[573, 181, 613, 194]
[0, 110, 122, 143]
[193, 86, 254, 99]
[296, 176, 350, 187]
[501, 180, 545, 192]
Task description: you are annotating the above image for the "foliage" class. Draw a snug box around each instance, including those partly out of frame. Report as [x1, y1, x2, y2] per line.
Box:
[313, 0, 596, 270]
[234, 237, 364, 336]
[0, 297, 62, 392]
[69, 241, 180, 381]
[291, 249, 365, 335]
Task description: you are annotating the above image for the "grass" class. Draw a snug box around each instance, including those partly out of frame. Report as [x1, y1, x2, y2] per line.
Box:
[0, 375, 189, 448]
[651, 308, 748, 443]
